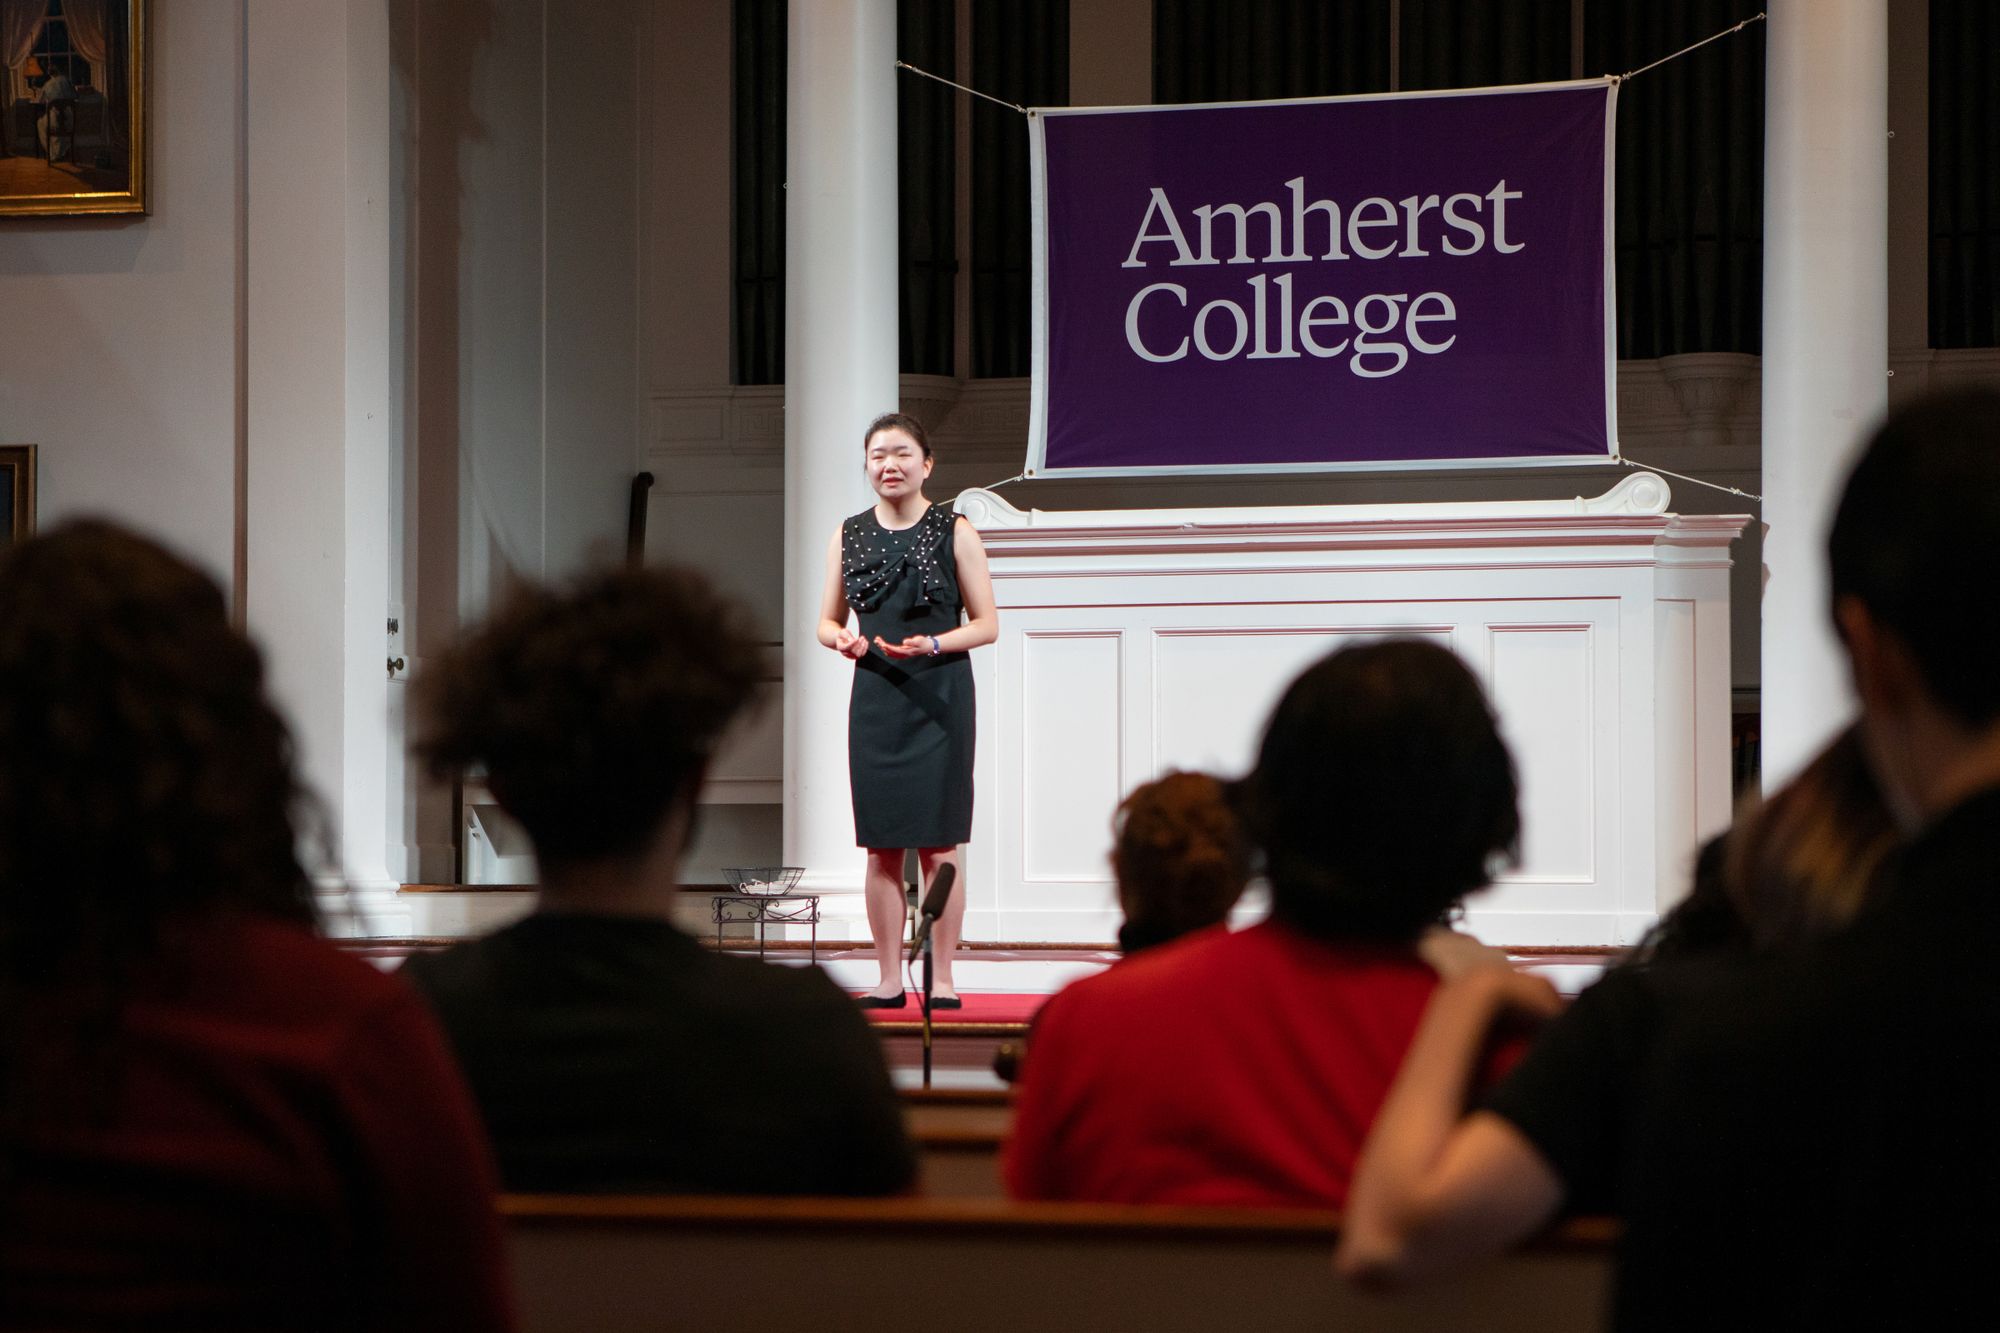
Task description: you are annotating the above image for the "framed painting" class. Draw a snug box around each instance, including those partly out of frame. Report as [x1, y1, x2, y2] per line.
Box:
[0, 445, 35, 547]
[0, 0, 146, 217]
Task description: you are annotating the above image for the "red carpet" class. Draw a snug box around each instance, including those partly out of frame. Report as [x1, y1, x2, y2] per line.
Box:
[853, 991, 1046, 1026]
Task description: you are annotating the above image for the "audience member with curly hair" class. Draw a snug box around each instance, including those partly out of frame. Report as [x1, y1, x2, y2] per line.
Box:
[1005, 640, 1523, 1208]
[1111, 771, 1252, 955]
[0, 520, 512, 1331]
[401, 565, 915, 1195]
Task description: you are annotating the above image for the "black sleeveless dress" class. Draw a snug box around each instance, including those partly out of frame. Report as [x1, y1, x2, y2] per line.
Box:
[841, 503, 975, 849]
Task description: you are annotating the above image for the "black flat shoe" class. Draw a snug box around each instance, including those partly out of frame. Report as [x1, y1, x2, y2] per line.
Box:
[856, 991, 907, 1010]
[928, 996, 963, 1010]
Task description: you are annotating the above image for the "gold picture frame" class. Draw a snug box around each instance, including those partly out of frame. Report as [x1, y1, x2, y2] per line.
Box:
[0, 445, 36, 547]
[0, 0, 147, 218]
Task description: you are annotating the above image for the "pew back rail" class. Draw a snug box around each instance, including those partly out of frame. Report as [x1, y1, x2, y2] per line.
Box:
[505, 1195, 1615, 1332]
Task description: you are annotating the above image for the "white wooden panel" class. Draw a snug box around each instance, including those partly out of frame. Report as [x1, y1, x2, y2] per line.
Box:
[1488, 625, 1597, 883]
[646, 492, 785, 639]
[1021, 632, 1124, 883]
[1653, 598, 1700, 908]
[705, 680, 782, 803]
[944, 485, 1739, 944]
[1153, 626, 1450, 777]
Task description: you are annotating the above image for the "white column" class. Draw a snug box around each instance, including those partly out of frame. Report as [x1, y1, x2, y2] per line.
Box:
[783, 1, 897, 901]
[1760, 0, 1888, 787]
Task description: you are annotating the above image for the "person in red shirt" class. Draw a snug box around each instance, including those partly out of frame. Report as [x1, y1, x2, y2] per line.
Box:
[0, 521, 514, 1332]
[1004, 640, 1521, 1209]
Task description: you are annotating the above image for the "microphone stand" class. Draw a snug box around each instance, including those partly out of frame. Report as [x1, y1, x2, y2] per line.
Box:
[919, 921, 935, 1089]
[906, 864, 955, 1091]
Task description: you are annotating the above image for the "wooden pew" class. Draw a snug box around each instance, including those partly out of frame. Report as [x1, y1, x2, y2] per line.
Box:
[504, 1195, 1614, 1333]
[905, 1088, 1011, 1198]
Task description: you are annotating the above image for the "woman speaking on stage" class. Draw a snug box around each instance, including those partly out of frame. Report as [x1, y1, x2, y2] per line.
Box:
[818, 412, 998, 1009]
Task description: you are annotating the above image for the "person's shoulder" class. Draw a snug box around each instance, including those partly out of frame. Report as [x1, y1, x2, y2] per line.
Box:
[395, 917, 543, 996]
[703, 950, 860, 1019]
[1627, 943, 1868, 1074]
[696, 958, 895, 1079]
[222, 915, 407, 1004]
[1044, 925, 1235, 1015]
[177, 916, 445, 1070]
[396, 938, 478, 1004]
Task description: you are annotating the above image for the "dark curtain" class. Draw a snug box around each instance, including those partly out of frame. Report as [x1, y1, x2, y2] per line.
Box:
[1398, 0, 1569, 91]
[1930, 0, 2000, 348]
[971, 0, 1066, 378]
[731, 0, 786, 385]
[899, 1, 955, 376]
[1152, 0, 1390, 103]
[105, 0, 128, 150]
[1584, 1, 1765, 358]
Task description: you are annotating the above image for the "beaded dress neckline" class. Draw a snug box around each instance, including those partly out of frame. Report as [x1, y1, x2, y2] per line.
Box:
[843, 502, 956, 613]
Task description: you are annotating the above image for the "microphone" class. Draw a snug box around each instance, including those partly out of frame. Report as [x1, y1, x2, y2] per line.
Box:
[908, 863, 957, 961]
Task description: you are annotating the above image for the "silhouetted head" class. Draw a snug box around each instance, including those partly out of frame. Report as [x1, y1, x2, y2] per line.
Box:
[1828, 388, 2000, 824]
[1235, 640, 1519, 944]
[0, 520, 315, 992]
[1830, 388, 2000, 727]
[414, 564, 763, 876]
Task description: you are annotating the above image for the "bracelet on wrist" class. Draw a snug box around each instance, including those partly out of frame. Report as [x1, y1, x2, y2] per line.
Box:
[929, 636, 941, 656]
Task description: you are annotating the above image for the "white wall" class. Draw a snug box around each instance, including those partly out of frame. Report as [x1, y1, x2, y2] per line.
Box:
[3, 0, 644, 906]
[0, 2, 242, 588]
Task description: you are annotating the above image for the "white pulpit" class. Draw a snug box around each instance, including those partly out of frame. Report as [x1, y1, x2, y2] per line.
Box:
[952, 474, 1748, 948]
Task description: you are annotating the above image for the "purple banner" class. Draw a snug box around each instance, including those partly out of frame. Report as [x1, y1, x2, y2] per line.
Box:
[1029, 81, 1616, 475]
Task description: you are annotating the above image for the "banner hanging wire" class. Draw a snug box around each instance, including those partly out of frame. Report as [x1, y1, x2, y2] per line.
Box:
[1620, 455, 1762, 503]
[895, 60, 1027, 114]
[1616, 12, 1766, 82]
[901, 13, 1769, 123]
[901, 10, 1770, 119]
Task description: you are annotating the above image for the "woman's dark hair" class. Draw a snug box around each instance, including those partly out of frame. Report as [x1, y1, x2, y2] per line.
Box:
[0, 521, 316, 992]
[863, 411, 933, 459]
[1235, 640, 1519, 943]
[414, 565, 763, 869]
[1112, 771, 1251, 954]
[1626, 835, 1743, 964]
[1632, 727, 1895, 964]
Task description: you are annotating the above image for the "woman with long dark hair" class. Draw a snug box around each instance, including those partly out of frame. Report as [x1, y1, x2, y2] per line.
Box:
[0, 520, 511, 1331]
